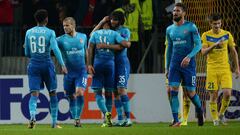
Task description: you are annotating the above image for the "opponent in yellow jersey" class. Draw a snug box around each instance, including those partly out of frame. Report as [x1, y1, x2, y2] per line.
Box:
[201, 13, 240, 126]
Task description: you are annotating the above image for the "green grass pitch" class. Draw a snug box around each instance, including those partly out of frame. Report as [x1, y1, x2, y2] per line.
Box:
[0, 122, 239, 135]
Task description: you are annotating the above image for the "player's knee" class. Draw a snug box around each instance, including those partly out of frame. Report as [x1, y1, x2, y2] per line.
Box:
[223, 90, 231, 100]
[94, 89, 102, 96]
[118, 88, 127, 95]
[68, 95, 75, 100]
[113, 91, 120, 99]
[187, 91, 196, 98]
[209, 92, 218, 102]
[49, 91, 56, 96]
[105, 91, 112, 97]
[75, 88, 84, 96]
[171, 86, 179, 91]
[31, 91, 39, 97]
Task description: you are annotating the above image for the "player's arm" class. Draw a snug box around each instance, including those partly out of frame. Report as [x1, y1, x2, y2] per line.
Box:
[97, 43, 124, 50]
[186, 24, 202, 58]
[50, 32, 67, 74]
[87, 33, 96, 75]
[24, 32, 31, 58]
[120, 28, 131, 48]
[228, 33, 240, 78]
[201, 42, 221, 56]
[229, 46, 240, 77]
[84, 35, 88, 67]
[165, 30, 173, 72]
[115, 31, 131, 48]
[164, 39, 168, 78]
[201, 33, 223, 56]
[181, 24, 202, 67]
[90, 16, 109, 36]
[87, 42, 95, 75]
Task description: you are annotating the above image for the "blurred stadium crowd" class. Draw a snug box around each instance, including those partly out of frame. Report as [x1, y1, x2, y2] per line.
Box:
[0, 0, 175, 74]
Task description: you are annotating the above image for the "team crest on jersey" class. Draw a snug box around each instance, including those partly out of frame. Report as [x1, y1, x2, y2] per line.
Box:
[184, 30, 188, 34]
[80, 38, 83, 43]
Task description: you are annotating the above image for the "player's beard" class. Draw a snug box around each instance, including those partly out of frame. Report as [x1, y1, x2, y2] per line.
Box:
[173, 16, 182, 22]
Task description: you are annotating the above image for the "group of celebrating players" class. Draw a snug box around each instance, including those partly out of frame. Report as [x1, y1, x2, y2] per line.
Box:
[23, 2, 239, 129]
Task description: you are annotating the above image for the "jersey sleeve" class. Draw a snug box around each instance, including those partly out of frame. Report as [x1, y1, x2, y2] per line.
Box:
[24, 31, 31, 58]
[115, 31, 125, 43]
[83, 34, 88, 50]
[89, 32, 96, 45]
[187, 24, 202, 58]
[121, 28, 131, 41]
[165, 28, 173, 70]
[201, 32, 208, 47]
[56, 36, 62, 49]
[164, 38, 168, 68]
[228, 32, 236, 47]
[50, 31, 65, 66]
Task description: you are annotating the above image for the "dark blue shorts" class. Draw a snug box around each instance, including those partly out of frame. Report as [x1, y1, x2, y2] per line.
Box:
[115, 58, 130, 89]
[91, 59, 115, 91]
[64, 69, 87, 96]
[168, 66, 196, 91]
[27, 62, 57, 92]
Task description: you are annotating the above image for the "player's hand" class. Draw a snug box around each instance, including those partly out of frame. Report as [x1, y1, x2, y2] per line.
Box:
[97, 43, 107, 49]
[99, 16, 109, 25]
[181, 56, 190, 68]
[61, 66, 68, 74]
[215, 39, 224, 49]
[235, 69, 240, 79]
[87, 65, 95, 75]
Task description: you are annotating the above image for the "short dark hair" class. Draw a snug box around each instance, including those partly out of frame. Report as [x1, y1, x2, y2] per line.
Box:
[110, 11, 125, 25]
[63, 17, 76, 27]
[175, 2, 187, 12]
[209, 13, 222, 21]
[34, 9, 48, 23]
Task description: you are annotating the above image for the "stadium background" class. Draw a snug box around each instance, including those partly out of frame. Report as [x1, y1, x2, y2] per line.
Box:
[0, 0, 240, 124]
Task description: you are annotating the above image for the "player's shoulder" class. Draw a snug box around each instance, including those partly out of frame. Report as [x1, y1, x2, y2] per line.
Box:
[166, 24, 175, 32]
[120, 26, 130, 31]
[184, 21, 198, 28]
[76, 32, 87, 39]
[220, 29, 231, 35]
[26, 26, 37, 34]
[202, 30, 212, 36]
[56, 34, 66, 41]
[109, 29, 117, 33]
[166, 24, 174, 29]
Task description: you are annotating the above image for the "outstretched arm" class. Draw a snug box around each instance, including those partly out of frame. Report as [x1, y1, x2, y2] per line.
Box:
[90, 16, 109, 36]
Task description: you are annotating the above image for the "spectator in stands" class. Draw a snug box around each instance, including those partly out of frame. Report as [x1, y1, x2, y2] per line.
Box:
[0, 0, 14, 56]
[115, 0, 144, 73]
[140, 0, 153, 73]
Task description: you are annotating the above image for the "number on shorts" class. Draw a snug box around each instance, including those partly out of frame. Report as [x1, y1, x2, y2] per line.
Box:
[208, 82, 214, 89]
[82, 77, 87, 87]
